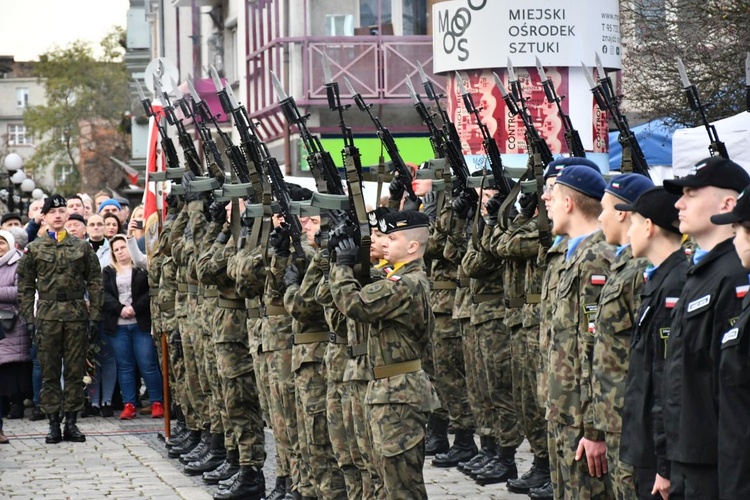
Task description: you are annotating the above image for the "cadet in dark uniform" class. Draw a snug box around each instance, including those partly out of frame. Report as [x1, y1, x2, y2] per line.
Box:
[616, 187, 687, 500]
[17, 194, 103, 444]
[708, 184, 750, 500]
[661, 158, 750, 499]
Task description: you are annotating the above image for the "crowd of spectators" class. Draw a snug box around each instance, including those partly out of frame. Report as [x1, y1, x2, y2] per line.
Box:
[0, 189, 162, 444]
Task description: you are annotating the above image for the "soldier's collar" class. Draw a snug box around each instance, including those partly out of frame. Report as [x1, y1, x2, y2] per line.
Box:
[385, 261, 407, 280]
[47, 229, 68, 243]
[375, 259, 389, 269]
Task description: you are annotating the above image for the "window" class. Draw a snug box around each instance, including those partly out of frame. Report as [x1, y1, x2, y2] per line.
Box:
[8, 124, 32, 146]
[16, 88, 29, 108]
[326, 14, 355, 36]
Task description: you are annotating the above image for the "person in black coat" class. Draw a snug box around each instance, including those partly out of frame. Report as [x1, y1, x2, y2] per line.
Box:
[102, 234, 163, 420]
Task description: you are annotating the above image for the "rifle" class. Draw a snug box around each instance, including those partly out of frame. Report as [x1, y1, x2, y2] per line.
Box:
[416, 63, 477, 204]
[135, 80, 181, 172]
[581, 55, 651, 179]
[455, 72, 512, 197]
[270, 71, 345, 197]
[676, 57, 729, 159]
[405, 76, 444, 160]
[535, 57, 587, 158]
[152, 75, 204, 177]
[323, 53, 371, 282]
[344, 77, 418, 202]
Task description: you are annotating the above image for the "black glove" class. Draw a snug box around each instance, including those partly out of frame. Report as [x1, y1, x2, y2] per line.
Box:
[209, 200, 228, 224]
[166, 193, 183, 213]
[283, 263, 303, 288]
[520, 193, 539, 218]
[88, 320, 99, 344]
[327, 221, 352, 253]
[183, 172, 207, 204]
[485, 192, 505, 219]
[388, 177, 405, 201]
[335, 236, 359, 268]
[314, 229, 325, 250]
[422, 192, 438, 222]
[215, 230, 230, 245]
[452, 191, 474, 219]
[268, 224, 292, 257]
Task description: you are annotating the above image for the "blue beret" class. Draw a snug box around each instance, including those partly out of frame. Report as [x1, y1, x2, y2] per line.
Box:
[544, 156, 601, 179]
[98, 199, 122, 213]
[555, 165, 607, 200]
[606, 174, 654, 204]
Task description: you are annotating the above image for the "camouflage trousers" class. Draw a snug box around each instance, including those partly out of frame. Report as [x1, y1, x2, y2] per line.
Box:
[37, 320, 87, 414]
[345, 380, 384, 500]
[462, 318, 495, 437]
[168, 330, 192, 427]
[421, 331, 448, 421]
[266, 348, 297, 482]
[605, 432, 636, 500]
[548, 423, 611, 500]
[250, 319, 269, 425]
[215, 340, 265, 466]
[432, 315, 474, 431]
[511, 324, 548, 458]
[295, 361, 346, 499]
[328, 378, 363, 500]
[477, 318, 523, 448]
[369, 402, 428, 500]
[200, 298, 224, 438]
[178, 311, 209, 430]
[538, 324, 551, 410]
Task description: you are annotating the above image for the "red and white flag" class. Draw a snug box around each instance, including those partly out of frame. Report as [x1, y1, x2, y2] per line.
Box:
[142, 100, 166, 257]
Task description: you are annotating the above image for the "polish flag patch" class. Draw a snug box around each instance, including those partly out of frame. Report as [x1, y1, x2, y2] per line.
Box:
[665, 297, 678, 309]
[591, 275, 606, 286]
[737, 285, 749, 299]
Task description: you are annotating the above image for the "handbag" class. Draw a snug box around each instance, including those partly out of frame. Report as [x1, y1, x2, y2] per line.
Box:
[0, 309, 18, 331]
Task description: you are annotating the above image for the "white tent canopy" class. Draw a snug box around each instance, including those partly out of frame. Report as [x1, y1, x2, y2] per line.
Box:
[672, 111, 750, 178]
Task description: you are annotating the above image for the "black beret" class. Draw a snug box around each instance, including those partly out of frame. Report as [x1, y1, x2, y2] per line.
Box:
[378, 209, 430, 234]
[41, 194, 67, 214]
[1, 212, 22, 225]
[367, 207, 393, 228]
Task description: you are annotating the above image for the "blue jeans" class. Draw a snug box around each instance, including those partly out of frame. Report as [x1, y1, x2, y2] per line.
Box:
[31, 343, 42, 406]
[109, 324, 163, 405]
[87, 329, 117, 406]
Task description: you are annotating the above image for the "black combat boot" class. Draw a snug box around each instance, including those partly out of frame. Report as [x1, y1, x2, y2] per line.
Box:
[424, 413, 450, 456]
[45, 413, 62, 444]
[180, 430, 211, 464]
[266, 475, 289, 500]
[528, 480, 554, 499]
[166, 421, 188, 448]
[168, 429, 201, 458]
[507, 455, 551, 493]
[213, 465, 265, 500]
[185, 433, 227, 475]
[432, 428, 478, 467]
[204, 449, 240, 484]
[459, 436, 496, 474]
[282, 477, 302, 499]
[474, 446, 518, 485]
[218, 471, 240, 490]
[62, 412, 86, 442]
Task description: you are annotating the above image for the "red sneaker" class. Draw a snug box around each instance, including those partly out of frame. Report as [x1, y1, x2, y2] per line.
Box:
[151, 401, 164, 419]
[119, 403, 137, 420]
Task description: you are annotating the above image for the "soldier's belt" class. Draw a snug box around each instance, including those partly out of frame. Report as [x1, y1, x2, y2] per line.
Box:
[149, 289, 159, 297]
[347, 343, 368, 358]
[263, 304, 288, 317]
[203, 287, 218, 298]
[218, 297, 245, 310]
[329, 333, 348, 344]
[525, 294, 542, 304]
[186, 284, 199, 295]
[159, 300, 175, 312]
[456, 279, 470, 288]
[38, 291, 85, 301]
[505, 297, 525, 308]
[197, 295, 204, 305]
[246, 308, 262, 319]
[431, 281, 458, 290]
[177, 284, 189, 293]
[373, 359, 422, 379]
[294, 332, 331, 344]
[472, 293, 504, 304]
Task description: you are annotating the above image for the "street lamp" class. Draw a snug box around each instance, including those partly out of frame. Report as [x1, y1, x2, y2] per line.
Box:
[20, 178, 35, 215]
[2, 153, 23, 213]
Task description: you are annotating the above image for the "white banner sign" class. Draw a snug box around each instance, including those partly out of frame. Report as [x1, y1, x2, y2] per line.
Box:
[433, 0, 622, 73]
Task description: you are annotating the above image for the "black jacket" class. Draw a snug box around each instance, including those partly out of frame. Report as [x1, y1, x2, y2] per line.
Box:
[663, 238, 746, 465]
[101, 266, 151, 335]
[718, 291, 750, 499]
[620, 248, 688, 478]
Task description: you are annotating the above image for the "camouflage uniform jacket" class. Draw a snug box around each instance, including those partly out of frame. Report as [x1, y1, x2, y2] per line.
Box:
[282, 245, 328, 371]
[330, 259, 440, 412]
[199, 231, 245, 343]
[426, 207, 458, 318]
[170, 208, 189, 320]
[228, 241, 265, 354]
[462, 223, 506, 325]
[315, 262, 350, 383]
[444, 217, 473, 321]
[18, 233, 102, 322]
[590, 246, 648, 436]
[547, 230, 614, 432]
[261, 243, 294, 352]
[491, 214, 533, 328]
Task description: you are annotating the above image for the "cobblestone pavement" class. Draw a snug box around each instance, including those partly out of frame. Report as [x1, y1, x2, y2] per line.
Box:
[0, 411, 534, 499]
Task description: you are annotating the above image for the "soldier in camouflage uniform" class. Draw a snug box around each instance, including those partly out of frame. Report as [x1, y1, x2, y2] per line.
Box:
[493, 194, 552, 494]
[330, 209, 440, 500]
[585, 175, 653, 499]
[546, 164, 614, 499]
[18, 194, 103, 444]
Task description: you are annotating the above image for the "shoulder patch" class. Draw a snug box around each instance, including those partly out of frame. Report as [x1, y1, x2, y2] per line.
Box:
[665, 297, 678, 309]
[687, 294, 711, 313]
[736, 285, 749, 299]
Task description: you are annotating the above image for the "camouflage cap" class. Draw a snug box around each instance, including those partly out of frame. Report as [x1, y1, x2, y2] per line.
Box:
[41, 194, 67, 214]
[605, 174, 654, 203]
[378, 209, 429, 234]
